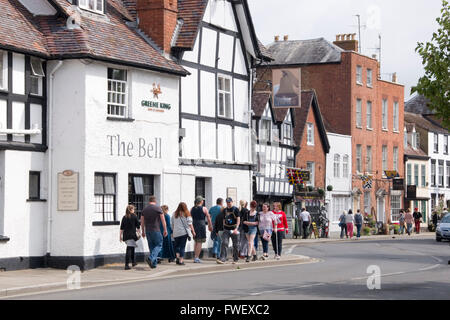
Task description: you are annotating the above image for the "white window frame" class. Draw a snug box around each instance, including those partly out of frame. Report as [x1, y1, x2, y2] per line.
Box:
[421, 164, 426, 187]
[356, 145, 362, 173]
[260, 119, 271, 142]
[414, 164, 419, 186]
[393, 147, 398, 172]
[307, 162, 315, 187]
[366, 146, 372, 173]
[307, 123, 314, 146]
[334, 154, 340, 178]
[367, 69, 373, 87]
[444, 135, 448, 154]
[30, 57, 44, 96]
[356, 65, 362, 85]
[390, 195, 401, 222]
[407, 163, 412, 185]
[283, 123, 292, 145]
[393, 101, 399, 132]
[434, 133, 439, 153]
[404, 127, 408, 148]
[382, 145, 388, 172]
[343, 155, 349, 178]
[382, 99, 388, 130]
[107, 68, 128, 118]
[438, 162, 444, 187]
[366, 101, 372, 129]
[356, 99, 362, 128]
[217, 74, 233, 119]
[0, 50, 7, 91]
[79, 0, 104, 14]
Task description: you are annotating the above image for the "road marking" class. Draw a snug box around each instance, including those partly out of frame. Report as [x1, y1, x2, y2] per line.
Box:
[250, 283, 325, 296]
[286, 245, 297, 255]
[418, 264, 441, 271]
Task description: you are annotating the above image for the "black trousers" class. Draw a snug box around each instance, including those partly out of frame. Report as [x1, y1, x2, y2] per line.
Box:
[302, 222, 310, 239]
[125, 246, 136, 265]
[271, 231, 285, 255]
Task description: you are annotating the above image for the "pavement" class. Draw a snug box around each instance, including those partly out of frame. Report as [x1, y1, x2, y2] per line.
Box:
[0, 232, 436, 299]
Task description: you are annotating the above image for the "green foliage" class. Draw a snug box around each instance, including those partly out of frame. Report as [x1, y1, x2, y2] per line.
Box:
[363, 227, 371, 236]
[327, 185, 333, 192]
[412, 0, 450, 129]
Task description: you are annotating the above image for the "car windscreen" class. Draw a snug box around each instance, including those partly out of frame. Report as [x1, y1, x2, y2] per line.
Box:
[441, 214, 450, 223]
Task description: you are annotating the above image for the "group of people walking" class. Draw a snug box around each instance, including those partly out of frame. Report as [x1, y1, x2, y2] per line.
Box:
[398, 208, 423, 235]
[119, 195, 289, 270]
[339, 209, 364, 239]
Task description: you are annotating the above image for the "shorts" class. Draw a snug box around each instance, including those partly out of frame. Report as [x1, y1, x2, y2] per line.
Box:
[194, 237, 206, 243]
[246, 227, 257, 236]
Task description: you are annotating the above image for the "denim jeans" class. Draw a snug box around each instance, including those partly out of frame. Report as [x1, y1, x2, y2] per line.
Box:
[220, 230, 239, 262]
[146, 231, 163, 267]
[212, 234, 222, 256]
[356, 224, 362, 238]
[406, 223, 413, 235]
[174, 234, 188, 258]
[260, 229, 272, 254]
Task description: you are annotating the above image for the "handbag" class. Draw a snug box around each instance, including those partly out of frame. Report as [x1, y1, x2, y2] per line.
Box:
[180, 216, 192, 241]
[262, 230, 271, 241]
[136, 230, 142, 240]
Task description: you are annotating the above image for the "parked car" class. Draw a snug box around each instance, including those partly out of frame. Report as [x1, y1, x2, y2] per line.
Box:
[436, 214, 450, 242]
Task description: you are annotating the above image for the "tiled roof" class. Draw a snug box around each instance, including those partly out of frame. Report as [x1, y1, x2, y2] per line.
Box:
[404, 144, 428, 158]
[0, 0, 48, 57]
[266, 38, 343, 66]
[0, 0, 187, 75]
[257, 39, 273, 61]
[175, 0, 208, 49]
[404, 112, 448, 135]
[251, 91, 271, 118]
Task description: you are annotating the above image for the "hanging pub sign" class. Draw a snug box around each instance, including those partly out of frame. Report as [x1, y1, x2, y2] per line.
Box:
[407, 185, 417, 199]
[393, 179, 405, 191]
[286, 168, 310, 185]
[384, 171, 399, 179]
[272, 68, 301, 108]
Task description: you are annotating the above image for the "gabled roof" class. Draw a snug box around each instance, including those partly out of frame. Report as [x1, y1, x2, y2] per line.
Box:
[405, 112, 448, 135]
[266, 38, 343, 66]
[404, 144, 429, 159]
[252, 91, 271, 118]
[175, 0, 272, 61]
[0, 0, 187, 76]
[292, 90, 330, 153]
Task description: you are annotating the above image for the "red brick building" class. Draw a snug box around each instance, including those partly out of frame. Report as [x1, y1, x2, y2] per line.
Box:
[258, 34, 405, 224]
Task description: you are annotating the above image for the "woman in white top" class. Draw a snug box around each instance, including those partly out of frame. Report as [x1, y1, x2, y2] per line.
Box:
[258, 203, 279, 260]
[171, 202, 196, 265]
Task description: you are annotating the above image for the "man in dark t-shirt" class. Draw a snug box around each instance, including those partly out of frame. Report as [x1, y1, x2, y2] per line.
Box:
[217, 198, 240, 264]
[141, 196, 167, 269]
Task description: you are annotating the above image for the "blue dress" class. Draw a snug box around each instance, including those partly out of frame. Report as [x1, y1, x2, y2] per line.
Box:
[159, 213, 176, 260]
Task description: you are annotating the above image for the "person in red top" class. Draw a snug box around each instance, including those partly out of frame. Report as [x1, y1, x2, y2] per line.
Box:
[271, 202, 289, 260]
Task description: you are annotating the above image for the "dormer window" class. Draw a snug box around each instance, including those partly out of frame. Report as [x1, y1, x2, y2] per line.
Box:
[30, 57, 44, 96]
[78, 0, 104, 14]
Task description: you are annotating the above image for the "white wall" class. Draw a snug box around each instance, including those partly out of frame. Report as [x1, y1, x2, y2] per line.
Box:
[203, 0, 238, 32]
[428, 131, 450, 212]
[0, 150, 47, 259]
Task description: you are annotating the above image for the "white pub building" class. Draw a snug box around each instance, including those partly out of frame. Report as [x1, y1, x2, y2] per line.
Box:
[0, 0, 269, 271]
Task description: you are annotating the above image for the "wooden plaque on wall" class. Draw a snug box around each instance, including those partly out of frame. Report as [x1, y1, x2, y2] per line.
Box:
[57, 170, 79, 211]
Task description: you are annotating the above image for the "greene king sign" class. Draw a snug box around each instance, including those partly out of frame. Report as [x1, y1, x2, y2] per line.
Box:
[141, 82, 171, 112]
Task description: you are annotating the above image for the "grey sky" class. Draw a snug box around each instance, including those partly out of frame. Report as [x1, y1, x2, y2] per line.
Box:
[248, 0, 443, 100]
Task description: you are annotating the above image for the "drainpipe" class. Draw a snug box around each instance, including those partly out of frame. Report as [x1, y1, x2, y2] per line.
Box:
[46, 61, 63, 262]
[248, 64, 254, 202]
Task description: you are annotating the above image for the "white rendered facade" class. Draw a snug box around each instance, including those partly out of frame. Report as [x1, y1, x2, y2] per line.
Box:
[325, 132, 352, 233]
[428, 131, 450, 214]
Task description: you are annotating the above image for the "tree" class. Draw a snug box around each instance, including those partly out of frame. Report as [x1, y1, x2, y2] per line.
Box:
[412, 0, 450, 129]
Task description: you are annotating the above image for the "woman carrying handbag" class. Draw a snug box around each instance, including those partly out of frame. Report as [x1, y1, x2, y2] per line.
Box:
[171, 202, 196, 265]
[120, 205, 141, 270]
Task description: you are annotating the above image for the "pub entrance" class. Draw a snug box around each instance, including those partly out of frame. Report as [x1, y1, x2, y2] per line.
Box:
[128, 174, 154, 219]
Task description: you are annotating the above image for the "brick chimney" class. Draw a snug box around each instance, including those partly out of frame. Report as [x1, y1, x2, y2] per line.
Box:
[136, 0, 178, 53]
[333, 33, 359, 52]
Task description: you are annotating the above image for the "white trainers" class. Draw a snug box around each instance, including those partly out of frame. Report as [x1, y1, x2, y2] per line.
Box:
[276, 255, 281, 260]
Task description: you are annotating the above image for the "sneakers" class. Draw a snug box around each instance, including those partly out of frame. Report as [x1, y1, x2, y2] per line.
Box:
[124, 265, 131, 270]
[146, 258, 156, 269]
[245, 256, 250, 263]
[232, 260, 238, 264]
[194, 258, 202, 263]
[260, 255, 266, 261]
[216, 259, 225, 264]
[132, 262, 137, 267]
[252, 255, 258, 262]
[276, 255, 281, 260]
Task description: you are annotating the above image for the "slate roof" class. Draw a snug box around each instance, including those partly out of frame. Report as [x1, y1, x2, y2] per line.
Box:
[404, 145, 429, 159]
[0, 0, 187, 75]
[405, 94, 434, 115]
[404, 112, 448, 135]
[266, 38, 343, 66]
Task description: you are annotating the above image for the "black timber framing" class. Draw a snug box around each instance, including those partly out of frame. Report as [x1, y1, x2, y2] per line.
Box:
[0, 51, 47, 151]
